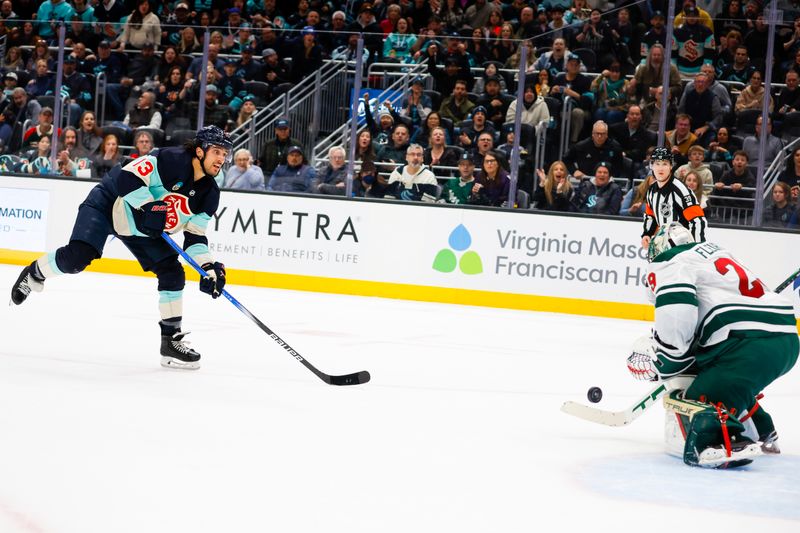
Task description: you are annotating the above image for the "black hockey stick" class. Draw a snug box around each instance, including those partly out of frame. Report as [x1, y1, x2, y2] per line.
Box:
[161, 232, 370, 386]
[774, 267, 800, 294]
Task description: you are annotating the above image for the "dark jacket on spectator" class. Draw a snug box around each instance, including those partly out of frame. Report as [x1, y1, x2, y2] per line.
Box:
[260, 136, 303, 176]
[562, 136, 624, 176]
[608, 121, 657, 164]
[571, 177, 623, 215]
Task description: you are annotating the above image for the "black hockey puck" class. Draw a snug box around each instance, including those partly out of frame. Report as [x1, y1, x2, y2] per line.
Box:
[587, 386, 603, 403]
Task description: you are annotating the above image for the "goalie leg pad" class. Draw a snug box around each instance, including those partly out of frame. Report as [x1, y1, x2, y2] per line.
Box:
[663, 391, 760, 469]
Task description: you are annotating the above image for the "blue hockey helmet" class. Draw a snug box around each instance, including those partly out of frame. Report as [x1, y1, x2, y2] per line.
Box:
[195, 125, 233, 162]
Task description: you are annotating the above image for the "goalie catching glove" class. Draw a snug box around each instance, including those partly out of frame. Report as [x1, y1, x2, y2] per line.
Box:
[626, 335, 660, 381]
[199, 262, 226, 299]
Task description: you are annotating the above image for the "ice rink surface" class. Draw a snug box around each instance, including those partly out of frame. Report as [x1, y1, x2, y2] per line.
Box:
[1, 264, 798, 533]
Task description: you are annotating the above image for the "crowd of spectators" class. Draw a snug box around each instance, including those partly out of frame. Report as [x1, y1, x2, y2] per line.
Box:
[0, 1, 799, 226]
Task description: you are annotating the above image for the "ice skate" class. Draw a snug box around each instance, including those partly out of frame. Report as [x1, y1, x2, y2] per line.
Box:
[696, 439, 762, 469]
[160, 331, 201, 370]
[10, 261, 44, 305]
[760, 430, 780, 454]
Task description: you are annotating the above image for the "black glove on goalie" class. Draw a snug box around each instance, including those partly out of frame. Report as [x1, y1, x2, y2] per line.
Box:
[133, 201, 169, 237]
[199, 262, 226, 298]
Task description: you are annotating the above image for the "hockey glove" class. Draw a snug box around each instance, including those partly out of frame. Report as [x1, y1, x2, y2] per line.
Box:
[626, 335, 659, 381]
[199, 262, 226, 299]
[133, 201, 169, 237]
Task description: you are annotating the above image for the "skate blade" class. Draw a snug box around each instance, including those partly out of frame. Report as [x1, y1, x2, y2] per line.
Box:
[698, 443, 762, 468]
[160, 356, 200, 370]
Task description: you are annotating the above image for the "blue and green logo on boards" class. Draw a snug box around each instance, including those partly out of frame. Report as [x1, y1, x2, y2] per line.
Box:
[432, 224, 483, 275]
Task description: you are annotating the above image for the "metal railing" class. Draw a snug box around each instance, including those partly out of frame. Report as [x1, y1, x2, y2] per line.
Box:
[312, 61, 428, 166]
[227, 59, 350, 165]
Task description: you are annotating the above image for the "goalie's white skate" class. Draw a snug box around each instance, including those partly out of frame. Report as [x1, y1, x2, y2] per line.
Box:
[697, 441, 762, 469]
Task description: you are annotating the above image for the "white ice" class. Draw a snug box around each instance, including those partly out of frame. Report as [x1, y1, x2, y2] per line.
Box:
[1, 264, 798, 533]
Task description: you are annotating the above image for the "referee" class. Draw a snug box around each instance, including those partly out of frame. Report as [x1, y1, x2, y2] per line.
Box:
[641, 147, 708, 249]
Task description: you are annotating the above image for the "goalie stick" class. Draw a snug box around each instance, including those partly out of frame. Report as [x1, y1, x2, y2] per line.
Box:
[161, 232, 370, 386]
[562, 266, 800, 426]
[560, 377, 693, 427]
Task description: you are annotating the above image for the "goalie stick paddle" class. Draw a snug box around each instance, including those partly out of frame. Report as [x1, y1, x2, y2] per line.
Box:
[161, 233, 370, 386]
[560, 377, 694, 427]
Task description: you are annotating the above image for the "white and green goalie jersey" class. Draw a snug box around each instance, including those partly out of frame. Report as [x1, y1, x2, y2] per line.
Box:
[647, 241, 797, 377]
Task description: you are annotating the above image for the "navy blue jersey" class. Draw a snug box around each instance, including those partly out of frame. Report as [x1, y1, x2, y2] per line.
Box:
[101, 147, 223, 266]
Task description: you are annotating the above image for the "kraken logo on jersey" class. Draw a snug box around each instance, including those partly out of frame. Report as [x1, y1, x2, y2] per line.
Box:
[162, 194, 192, 231]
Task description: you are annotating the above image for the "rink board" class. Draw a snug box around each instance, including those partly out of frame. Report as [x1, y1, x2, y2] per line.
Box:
[2, 175, 799, 321]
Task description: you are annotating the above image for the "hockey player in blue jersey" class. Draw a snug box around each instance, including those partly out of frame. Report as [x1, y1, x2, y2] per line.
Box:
[10, 126, 233, 370]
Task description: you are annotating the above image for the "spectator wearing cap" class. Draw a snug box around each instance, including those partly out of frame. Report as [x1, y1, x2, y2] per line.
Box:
[312, 146, 355, 196]
[439, 79, 475, 124]
[562, 120, 624, 178]
[674, 0, 714, 33]
[399, 78, 432, 130]
[35, 0, 76, 43]
[120, 43, 159, 88]
[505, 84, 550, 128]
[442, 153, 477, 204]
[225, 7, 244, 34]
[332, 32, 371, 63]
[476, 76, 510, 128]
[268, 145, 317, 193]
[117, 0, 161, 51]
[236, 95, 258, 127]
[550, 53, 593, 143]
[163, 3, 193, 47]
[187, 85, 231, 130]
[347, 3, 384, 63]
[458, 106, 495, 149]
[218, 59, 246, 107]
[232, 23, 258, 56]
[262, 48, 290, 94]
[384, 17, 415, 63]
[24, 107, 61, 148]
[428, 53, 473, 98]
[640, 10, 667, 61]
[3, 72, 19, 96]
[123, 90, 162, 129]
[289, 26, 323, 83]
[570, 161, 623, 215]
[53, 55, 93, 127]
[372, 143, 439, 202]
[362, 94, 396, 145]
[672, 4, 715, 77]
[261, 118, 303, 176]
[225, 148, 266, 191]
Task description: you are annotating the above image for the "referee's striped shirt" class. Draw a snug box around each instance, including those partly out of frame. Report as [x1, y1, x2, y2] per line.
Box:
[642, 176, 707, 242]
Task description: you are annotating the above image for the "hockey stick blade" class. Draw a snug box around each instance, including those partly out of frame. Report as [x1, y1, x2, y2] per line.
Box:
[561, 377, 693, 427]
[161, 233, 370, 386]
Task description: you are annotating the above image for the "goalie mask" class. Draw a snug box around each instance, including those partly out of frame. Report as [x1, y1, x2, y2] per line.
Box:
[648, 222, 694, 262]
